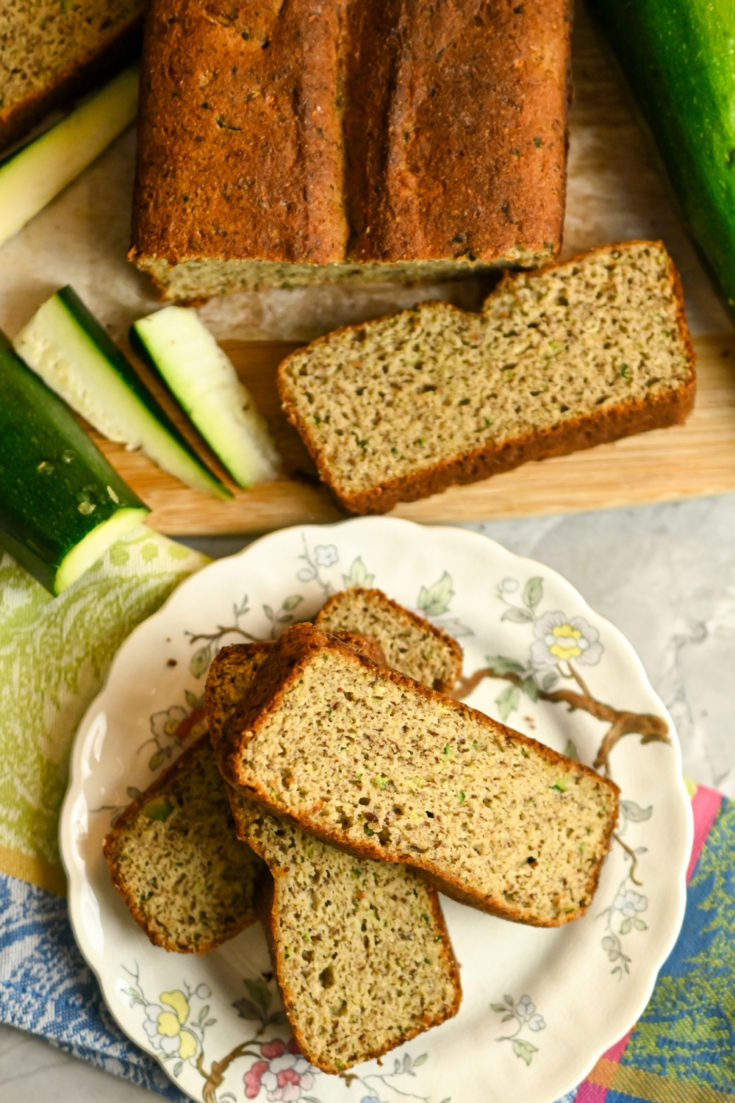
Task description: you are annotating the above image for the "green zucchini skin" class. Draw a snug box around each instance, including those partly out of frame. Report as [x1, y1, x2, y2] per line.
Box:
[14, 286, 232, 500]
[130, 305, 280, 489]
[589, 0, 735, 316]
[0, 331, 149, 594]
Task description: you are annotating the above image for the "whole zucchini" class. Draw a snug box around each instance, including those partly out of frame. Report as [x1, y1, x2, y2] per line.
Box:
[589, 0, 735, 317]
[0, 331, 149, 594]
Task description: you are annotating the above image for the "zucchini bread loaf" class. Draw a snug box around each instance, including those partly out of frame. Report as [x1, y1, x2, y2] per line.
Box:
[206, 634, 461, 1073]
[129, 0, 571, 298]
[103, 735, 263, 953]
[0, 0, 145, 148]
[314, 586, 462, 692]
[278, 240, 696, 513]
[216, 623, 620, 928]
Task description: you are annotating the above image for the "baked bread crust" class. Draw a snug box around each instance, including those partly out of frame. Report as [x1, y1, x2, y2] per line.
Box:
[216, 623, 620, 928]
[129, 0, 571, 296]
[277, 240, 696, 514]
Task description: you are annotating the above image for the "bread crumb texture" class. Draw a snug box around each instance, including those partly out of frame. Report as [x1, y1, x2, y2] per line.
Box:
[0, 0, 145, 146]
[103, 736, 263, 953]
[206, 610, 461, 1072]
[237, 796, 460, 1072]
[278, 241, 695, 512]
[314, 587, 462, 691]
[221, 624, 619, 928]
[130, 0, 570, 295]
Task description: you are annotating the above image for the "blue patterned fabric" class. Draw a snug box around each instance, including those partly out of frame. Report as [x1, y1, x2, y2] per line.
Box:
[0, 857, 187, 1098]
[619, 793, 735, 1092]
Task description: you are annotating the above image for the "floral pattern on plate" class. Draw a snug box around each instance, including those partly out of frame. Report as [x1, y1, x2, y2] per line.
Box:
[60, 517, 692, 1103]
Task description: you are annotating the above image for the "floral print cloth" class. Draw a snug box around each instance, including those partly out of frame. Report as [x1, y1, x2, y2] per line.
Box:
[0, 530, 732, 1103]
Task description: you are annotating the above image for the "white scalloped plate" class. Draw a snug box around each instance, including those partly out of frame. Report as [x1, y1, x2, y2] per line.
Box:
[60, 517, 692, 1103]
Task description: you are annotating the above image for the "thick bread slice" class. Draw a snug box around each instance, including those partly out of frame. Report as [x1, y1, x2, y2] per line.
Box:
[103, 735, 263, 953]
[232, 788, 461, 1074]
[216, 624, 620, 927]
[0, 1, 145, 148]
[206, 640, 461, 1073]
[277, 240, 696, 513]
[314, 587, 462, 692]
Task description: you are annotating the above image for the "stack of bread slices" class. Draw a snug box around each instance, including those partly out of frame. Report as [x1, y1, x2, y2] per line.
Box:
[104, 586, 619, 1074]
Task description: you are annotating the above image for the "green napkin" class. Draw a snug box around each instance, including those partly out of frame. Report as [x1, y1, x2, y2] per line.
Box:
[0, 525, 205, 1097]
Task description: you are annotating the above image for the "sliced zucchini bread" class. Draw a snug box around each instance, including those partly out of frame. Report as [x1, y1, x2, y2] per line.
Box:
[206, 625, 462, 1073]
[314, 586, 462, 692]
[277, 240, 696, 513]
[216, 623, 620, 928]
[103, 735, 263, 953]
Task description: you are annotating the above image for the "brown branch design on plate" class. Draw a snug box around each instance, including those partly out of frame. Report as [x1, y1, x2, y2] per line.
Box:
[454, 574, 670, 776]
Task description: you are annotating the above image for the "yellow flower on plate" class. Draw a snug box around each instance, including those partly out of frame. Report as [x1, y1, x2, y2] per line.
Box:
[531, 611, 603, 668]
[547, 623, 585, 662]
[150, 990, 198, 1060]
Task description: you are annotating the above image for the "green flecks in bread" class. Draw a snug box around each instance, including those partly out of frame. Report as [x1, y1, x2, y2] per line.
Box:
[205, 609, 462, 1073]
[217, 624, 620, 928]
[277, 241, 696, 513]
[103, 736, 263, 953]
[231, 791, 461, 1073]
[314, 587, 462, 692]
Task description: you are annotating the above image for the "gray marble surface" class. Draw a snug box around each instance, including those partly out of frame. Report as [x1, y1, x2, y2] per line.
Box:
[1, 491, 734, 1101]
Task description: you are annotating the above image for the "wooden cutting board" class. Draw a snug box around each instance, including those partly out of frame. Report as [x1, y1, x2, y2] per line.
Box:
[91, 333, 735, 535]
[69, 5, 735, 535]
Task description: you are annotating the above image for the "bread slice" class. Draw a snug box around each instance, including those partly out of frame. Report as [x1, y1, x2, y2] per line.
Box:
[232, 789, 461, 1073]
[129, 0, 570, 298]
[314, 587, 462, 692]
[277, 240, 696, 513]
[206, 640, 461, 1073]
[216, 624, 620, 927]
[0, 1, 145, 148]
[103, 735, 263, 953]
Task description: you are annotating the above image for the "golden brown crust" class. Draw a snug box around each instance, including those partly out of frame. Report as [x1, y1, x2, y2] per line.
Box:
[217, 624, 620, 927]
[206, 642, 273, 754]
[130, 0, 571, 288]
[277, 239, 697, 514]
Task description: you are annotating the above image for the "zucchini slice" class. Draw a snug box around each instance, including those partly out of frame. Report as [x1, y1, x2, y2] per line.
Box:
[0, 331, 149, 595]
[589, 0, 735, 316]
[131, 306, 280, 488]
[13, 287, 232, 500]
[0, 65, 139, 248]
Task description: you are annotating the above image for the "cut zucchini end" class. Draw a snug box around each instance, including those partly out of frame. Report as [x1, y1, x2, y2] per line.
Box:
[55, 506, 149, 594]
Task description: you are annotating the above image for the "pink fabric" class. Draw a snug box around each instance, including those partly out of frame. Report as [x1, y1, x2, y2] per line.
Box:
[686, 785, 722, 881]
